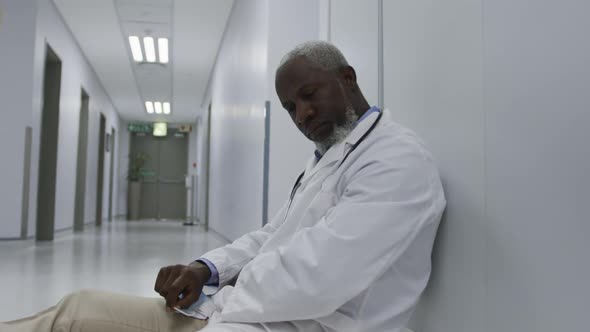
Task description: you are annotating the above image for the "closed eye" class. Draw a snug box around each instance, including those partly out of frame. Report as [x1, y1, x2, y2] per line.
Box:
[301, 88, 316, 99]
[282, 102, 295, 114]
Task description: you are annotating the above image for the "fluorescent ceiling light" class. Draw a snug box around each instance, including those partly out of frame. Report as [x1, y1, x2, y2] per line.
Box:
[145, 101, 154, 114]
[143, 37, 156, 62]
[129, 36, 143, 62]
[163, 102, 171, 114]
[154, 102, 162, 114]
[158, 38, 169, 64]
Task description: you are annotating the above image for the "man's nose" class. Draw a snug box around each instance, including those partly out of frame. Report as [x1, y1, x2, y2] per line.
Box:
[295, 100, 315, 126]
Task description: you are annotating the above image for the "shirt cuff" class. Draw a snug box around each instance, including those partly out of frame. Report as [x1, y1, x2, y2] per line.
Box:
[196, 258, 219, 286]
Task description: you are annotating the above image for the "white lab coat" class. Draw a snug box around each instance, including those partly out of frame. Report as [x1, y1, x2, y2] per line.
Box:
[200, 109, 446, 332]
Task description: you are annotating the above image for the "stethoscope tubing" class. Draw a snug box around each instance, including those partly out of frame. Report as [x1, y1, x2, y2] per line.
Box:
[284, 111, 384, 220]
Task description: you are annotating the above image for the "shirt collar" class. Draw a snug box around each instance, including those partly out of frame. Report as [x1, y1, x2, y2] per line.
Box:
[314, 106, 381, 160]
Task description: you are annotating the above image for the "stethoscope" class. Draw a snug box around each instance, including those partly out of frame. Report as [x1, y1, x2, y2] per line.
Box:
[284, 111, 384, 221]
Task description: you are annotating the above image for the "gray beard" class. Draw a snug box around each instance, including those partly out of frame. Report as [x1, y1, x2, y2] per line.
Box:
[314, 105, 359, 155]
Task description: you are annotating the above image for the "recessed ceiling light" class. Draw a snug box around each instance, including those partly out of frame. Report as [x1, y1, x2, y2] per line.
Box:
[163, 102, 171, 114]
[143, 37, 156, 62]
[154, 102, 162, 114]
[158, 38, 169, 64]
[145, 101, 154, 114]
[129, 36, 143, 62]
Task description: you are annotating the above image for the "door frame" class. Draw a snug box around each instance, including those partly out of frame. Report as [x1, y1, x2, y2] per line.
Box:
[95, 113, 106, 225]
[108, 127, 116, 222]
[36, 44, 62, 241]
[74, 88, 89, 231]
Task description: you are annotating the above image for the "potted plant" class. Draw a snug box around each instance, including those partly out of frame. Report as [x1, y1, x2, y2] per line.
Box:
[127, 152, 149, 220]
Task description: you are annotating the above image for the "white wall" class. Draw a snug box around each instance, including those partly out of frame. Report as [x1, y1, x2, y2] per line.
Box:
[206, 0, 269, 241]
[483, 0, 590, 330]
[0, 0, 37, 238]
[0, 0, 120, 238]
[28, 0, 120, 233]
[381, 1, 590, 331]
[329, 0, 379, 106]
[383, 1, 486, 331]
[265, 0, 320, 219]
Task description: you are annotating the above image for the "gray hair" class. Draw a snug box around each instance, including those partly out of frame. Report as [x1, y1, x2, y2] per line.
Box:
[278, 40, 349, 73]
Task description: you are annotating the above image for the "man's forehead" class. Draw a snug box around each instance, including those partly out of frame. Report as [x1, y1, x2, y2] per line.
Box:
[276, 57, 328, 88]
[277, 57, 308, 79]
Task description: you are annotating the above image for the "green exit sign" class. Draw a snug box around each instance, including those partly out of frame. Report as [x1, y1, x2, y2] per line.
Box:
[128, 123, 152, 133]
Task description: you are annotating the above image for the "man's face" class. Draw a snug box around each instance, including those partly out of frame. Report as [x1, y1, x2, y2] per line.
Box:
[275, 57, 351, 143]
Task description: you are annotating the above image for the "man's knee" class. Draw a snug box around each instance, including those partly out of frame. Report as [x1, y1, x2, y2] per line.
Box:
[59, 289, 107, 313]
[61, 289, 98, 302]
[53, 290, 112, 331]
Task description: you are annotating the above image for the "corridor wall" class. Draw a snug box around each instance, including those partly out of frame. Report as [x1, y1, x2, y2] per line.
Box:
[0, 0, 38, 238]
[204, 0, 269, 241]
[329, 0, 380, 107]
[265, 0, 320, 221]
[0, 0, 121, 238]
[31, 0, 120, 233]
[382, 0, 590, 331]
[481, 0, 589, 330]
[383, 1, 486, 330]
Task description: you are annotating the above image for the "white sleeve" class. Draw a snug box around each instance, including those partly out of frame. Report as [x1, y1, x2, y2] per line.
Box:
[199, 201, 288, 288]
[218, 139, 446, 323]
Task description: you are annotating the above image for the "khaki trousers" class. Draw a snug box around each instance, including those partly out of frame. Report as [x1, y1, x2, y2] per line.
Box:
[0, 289, 208, 332]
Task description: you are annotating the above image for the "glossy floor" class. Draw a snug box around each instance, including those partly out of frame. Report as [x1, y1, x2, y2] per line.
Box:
[0, 219, 228, 321]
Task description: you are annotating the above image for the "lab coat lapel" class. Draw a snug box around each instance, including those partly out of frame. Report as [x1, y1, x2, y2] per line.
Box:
[302, 110, 382, 183]
[301, 143, 343, 184]
[342, 110, 382, 150]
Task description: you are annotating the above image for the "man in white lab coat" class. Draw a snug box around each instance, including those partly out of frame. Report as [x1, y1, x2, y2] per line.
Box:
[1, 41, 445, 332]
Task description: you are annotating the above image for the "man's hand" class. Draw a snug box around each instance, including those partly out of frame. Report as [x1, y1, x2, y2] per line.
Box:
[154, 262, 212, 310]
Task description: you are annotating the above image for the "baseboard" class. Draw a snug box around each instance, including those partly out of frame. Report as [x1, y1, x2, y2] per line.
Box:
[1, 218, 108, 241]
[0, 236, 29, 241]
[0, 226, 75, 241]
[54, 225, 74, 233]
[207, 226, 232, 244]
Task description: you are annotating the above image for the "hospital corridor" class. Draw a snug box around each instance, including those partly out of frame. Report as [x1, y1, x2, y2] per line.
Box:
[0, 0, 588, 331]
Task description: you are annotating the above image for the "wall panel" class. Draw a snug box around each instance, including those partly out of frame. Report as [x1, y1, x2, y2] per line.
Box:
[383, 1, 485, 331]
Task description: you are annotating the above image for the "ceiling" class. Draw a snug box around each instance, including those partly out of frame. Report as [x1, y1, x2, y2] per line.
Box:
[53, 0, 234, 123]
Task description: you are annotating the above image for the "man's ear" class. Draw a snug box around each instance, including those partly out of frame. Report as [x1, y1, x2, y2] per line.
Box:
[340, 65, 357, 89]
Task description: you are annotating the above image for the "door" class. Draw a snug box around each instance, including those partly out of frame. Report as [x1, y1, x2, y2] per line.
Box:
[131, 133, 159, 219]
[36, 45, 62, 241]
[130, 129, 188, 220]
[108, 128, 116, 221]
[158, 131, 188, 219]
[95, 114, 106, 225]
